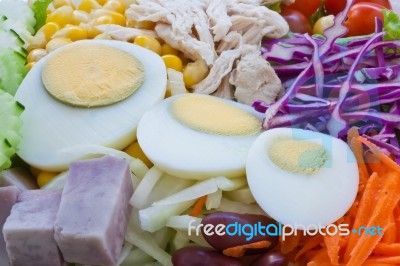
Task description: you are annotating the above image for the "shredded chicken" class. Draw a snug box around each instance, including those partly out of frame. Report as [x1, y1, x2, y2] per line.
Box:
[230, 45, 282, 105]
[126, 0, 289, 105]
[95, 24, 157, 41]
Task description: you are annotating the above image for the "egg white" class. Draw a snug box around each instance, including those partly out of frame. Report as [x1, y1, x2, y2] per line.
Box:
[246, 128, 359, 228]
[15, 40, 167, 171]
[137, 94, 264, 180]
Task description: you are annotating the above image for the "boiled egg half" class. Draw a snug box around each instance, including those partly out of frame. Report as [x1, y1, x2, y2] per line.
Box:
[15, 40, 167, 171]
[246, 128, 359, 227]
[137, 93, 263, 179]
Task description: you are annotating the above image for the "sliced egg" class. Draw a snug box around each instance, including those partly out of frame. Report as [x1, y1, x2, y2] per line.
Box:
[137, 93, 263, 179]
[246, 128, 359, 227]
[15, 40, 167, 171]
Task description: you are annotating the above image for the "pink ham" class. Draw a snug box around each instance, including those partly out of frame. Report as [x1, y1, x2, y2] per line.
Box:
[0, 186, 20, 266]
[54, 156, 133, 266]
[3, 189, 64, 266]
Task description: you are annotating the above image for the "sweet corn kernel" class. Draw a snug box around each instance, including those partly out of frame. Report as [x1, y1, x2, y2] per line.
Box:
[91, 9, 126, 26]
[78, 0, 102, 13]
[28, 32, 47, 51]
[52, 25, 88, 41]
[183, 59, 209, 88]
[27, 49, 48, 63]
[46, 6, 75, 27]
[85, 24, 102, 38]
[134, 35, 161, 55]
[162, 55, 183, 72]
[96, 0, 108, 5]
[161, 43, 178, 56]
[25, 62, 36, 71]
[52, 0, 76, 9]
[93, 15, 113, 25]
[45, 37, 72, 52]
[73, 10, 91, 24]
[38, 22, 60, 41]
[37, 171, 58, 188]
[103, 0, 125, 14]
[129, 20, 155, 30]
[124, 141, 153, 168]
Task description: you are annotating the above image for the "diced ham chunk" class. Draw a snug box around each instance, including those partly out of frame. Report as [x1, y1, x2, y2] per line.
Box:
[0, 186, 20, 266]
[54, 156, 133, 266]
[3, 189, 64, 266]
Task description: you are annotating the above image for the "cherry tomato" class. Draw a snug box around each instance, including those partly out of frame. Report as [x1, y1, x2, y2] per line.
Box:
[286, 0, 321, 17]
[344, 3, 386, 36]
[281, 8, 313, 35]
[325, 0, 392, 15]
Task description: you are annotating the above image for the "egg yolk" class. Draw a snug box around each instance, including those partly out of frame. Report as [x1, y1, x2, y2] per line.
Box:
[268, 139, 328, 175]
[42, 42, 145, 107]
[170, 94, 261, 136]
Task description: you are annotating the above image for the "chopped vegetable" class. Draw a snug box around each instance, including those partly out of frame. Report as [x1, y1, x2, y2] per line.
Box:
[188, 195, 207, 216]
[383, 9, 400, 40]
[31, 0, 53, 32]
[0, 90, 24, 171]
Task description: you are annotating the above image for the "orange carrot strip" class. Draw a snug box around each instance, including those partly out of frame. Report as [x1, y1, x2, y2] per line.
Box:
[357, 136, 400, 173]
[348, 128, 368, 189]
[306, 248, 332, 266]
[189, 195, 207, 216]
[382, 221, 396, 244]
[344, 172, 381, 262]
[222, 240, 271, 258]
[365, 256, 400, 264]
[295, 235, 324, 261]
[363, 262, 395, 266]
[346, 173, 400, 266]
[324, 233, 341, 265]
[281, 233, 302, 255]
[365, 152, 387, 176]
[394, 205, 400, 243]
[374, 243, 400, 256]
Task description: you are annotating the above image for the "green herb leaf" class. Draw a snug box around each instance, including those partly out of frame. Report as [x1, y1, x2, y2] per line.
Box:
[31, 0, 53, 33]
[310, 0, 326, 27]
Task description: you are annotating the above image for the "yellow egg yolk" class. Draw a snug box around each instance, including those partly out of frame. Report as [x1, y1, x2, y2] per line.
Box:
[42, 42, 145, 107]
[268, 139, 328, 175]
[170, 94, 261, 136]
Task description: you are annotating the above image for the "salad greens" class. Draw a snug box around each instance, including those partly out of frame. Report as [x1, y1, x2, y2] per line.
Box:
[31, 0, 53, 32]
[383, 9, 400, 41]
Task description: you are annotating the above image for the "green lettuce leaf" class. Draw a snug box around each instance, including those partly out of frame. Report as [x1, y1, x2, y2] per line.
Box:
[383, 9, 400, 41]
[31, 0, 53, 32]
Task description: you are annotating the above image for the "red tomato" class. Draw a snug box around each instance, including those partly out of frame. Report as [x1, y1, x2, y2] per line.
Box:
[281, 8, 313, 35]
[344, 3, 386, 36]
[286, 0, 321, 17]
[325, 0, 392, 15]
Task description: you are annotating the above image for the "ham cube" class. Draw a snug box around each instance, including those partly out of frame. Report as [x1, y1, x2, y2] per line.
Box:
[0, 186, 20, 266]
[54, 156, 133, 266]
[3, 189, 64, 266]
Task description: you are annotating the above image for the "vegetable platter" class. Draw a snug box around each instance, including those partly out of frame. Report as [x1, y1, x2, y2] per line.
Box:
[0, 0, 400, 265]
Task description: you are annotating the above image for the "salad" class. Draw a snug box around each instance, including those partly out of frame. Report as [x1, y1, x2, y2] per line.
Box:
[1, 0, 400, 265]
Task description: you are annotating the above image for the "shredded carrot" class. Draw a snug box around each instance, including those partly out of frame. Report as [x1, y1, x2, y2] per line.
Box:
[343, 172, 380, 262]
[295, 235, 324, 261]
[306, 248, 332, 266]
[346, 172, 400, 266]
[365, 256, 400, 264]
[281, 233, 302, 255]
[374, 243, 400, 256]
[324, 233, 341, 265]
[357, 136, 400, 173]
[347, 128, 368, 189]
[188, 195, 207, 216]
[222, 240, 271, 258]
